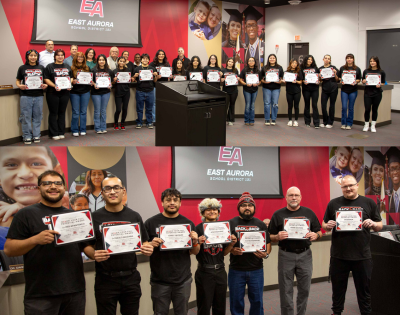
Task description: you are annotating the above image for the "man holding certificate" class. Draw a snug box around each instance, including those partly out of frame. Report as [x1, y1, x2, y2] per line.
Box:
[268, 187, 322, 315]
[228, 192, 271, 315]
[145, 188, 198, 315]
[322, 175, 382, 315]
[83, 175, 153, 315]
[4, 170, 86, 315]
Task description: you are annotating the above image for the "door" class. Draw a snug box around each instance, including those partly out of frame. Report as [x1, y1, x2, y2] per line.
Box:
[288, 43, 309, 66]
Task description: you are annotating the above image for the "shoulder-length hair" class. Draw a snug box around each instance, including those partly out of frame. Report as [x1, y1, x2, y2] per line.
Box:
[344, 53, 356, 70]
[301, 55, 317, 69]
[53, 49, 65, 62]
[264, 54, 280, 71]
[72, 52, 90, 78]
[287, 59, 300, 73]
[173, 59, 186, 74]
[207, 54, 219, 68]
[188, 56, 203, 71]
[85, 48, 96, 62]
[224, 57, 238, 74]
[25, 49, 40, 66]
[153, 49, 168, 66]
[245, 57, 259, 73]
[81, 170, 108, 196]
[117, 56, 127, 69]
[95, 54, 110, 71]
[368, 56, 381, 71]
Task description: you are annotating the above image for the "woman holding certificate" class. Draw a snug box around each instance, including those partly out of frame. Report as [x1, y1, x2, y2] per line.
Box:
[91, 54, 114, 134]
[362, 56, 386, 133]
[319, 55, 339, 128]
[16, 49, 47, 144]
[203, 54, 222, 90]
[260, 54, 284, 126]
[239, 57, 260, 126]
[282, 59, 303, 127]
[172, 59, 187, 81]
[186, 56, 204, 81]
[338, 54, 361, 130]
[44, 49, 72, 140]
[113, 56, 132, 131]
[221, 57, 239, 126]
[300, 55, 320, 128]
[70, 52, 92, 137]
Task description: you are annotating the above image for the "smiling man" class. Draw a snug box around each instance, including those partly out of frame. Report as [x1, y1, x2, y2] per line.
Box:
[243, 6, 264, 71]
[387, 147, 400, 225]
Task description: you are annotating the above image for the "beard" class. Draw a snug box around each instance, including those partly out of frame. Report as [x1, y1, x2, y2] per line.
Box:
[41, 189, 63, 203]
[240, 209, 255, 221]
[287, 201, 299, 210]
[164, 207, 179, 215]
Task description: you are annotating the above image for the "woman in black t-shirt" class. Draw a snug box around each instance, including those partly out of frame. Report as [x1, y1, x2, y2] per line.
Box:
[44, 49, 72, 140]
[172, 59, 186, 78]
[203, 54, 223, 90]
[221, 57, 239, 125]
[362, 56, 386, 133]
[300, 55, 320, 128]
[186, 56, 204, 81]
[282, 59, 303, 127]
[16, 49, 47, 144]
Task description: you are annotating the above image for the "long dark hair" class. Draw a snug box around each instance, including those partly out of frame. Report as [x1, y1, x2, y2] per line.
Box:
[95, 54, 110, 71]
[207, 54, 219, 68]
[153, 49, 168, 66]
[25, 49, 40, 66]
[301, 55, 317, 69]
[368, 56, 381, 71]
[223, 21, 242, 47]
[344, 53, 356, 70]
[81, 170, 108, 196]
[173, 59, 185, 75]
[245, 57, 259, 73]
[188, 56, 203, 71]
[264, 54, 280, 71]
[117, 56, 127, 69]
[85, 48, 96, 62]
[224, 57, 238, 74]
[287, 59, 300, 74]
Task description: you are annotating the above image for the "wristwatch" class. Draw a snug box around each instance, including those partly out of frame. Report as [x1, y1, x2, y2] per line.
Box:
[263, 254, 269, 259]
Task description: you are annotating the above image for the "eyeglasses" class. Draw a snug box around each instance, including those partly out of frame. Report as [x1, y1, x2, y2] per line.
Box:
[390, 167, 400, 173]
[102, 185, 123, 193]
[287, 194, 300, 198]
[240, 203, 253, 208]
[41, 181, 63, 187]
[341, 183, 357, 190]
[246, 24, 258, 30]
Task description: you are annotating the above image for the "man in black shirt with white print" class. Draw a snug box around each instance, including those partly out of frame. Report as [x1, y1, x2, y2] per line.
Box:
[269, 186, 322, 315]
[322, 175, 382, 315]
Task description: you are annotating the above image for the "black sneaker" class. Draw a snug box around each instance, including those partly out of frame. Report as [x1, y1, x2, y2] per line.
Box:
[33, 137, 40, 143]
[24, 138, 32, 145]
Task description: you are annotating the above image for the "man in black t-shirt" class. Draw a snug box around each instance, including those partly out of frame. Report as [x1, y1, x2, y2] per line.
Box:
[83, 175, 153, 315]
[145, 188, 199, 315]
[322, 175, 382, 315]
[4, 170, 85, 315]
[269, 187, 322, 315]
[228, 192, 271, 315]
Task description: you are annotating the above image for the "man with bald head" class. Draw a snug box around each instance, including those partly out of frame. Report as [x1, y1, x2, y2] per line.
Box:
[322, 175, 382, 315]
[269, 187, 322, 315]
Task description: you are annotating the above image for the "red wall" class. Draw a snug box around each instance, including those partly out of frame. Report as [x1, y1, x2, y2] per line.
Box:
[1, 0, 188, 62]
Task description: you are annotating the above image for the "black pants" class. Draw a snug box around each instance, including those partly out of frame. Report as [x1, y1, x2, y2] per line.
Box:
[364, 94, 382, 122]
[321, 89, 338, 125]
[46, 92, 69, 137]
[330, 257, 373, 315]
[227, 91, 238, 122]
[114, 92, 130, 124]
[302, 89, 320, 126]
[195, 267, 227, 315]
[24, 291, 85, 315]
[95, 270, 142, 315]
[286, 92, 301, 121]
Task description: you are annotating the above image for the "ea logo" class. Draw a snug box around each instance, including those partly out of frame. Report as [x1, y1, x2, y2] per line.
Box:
[80, 0, 104, 18]
[218, 147, 243, 166]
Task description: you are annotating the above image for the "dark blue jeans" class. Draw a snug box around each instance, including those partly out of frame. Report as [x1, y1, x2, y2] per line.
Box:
[70, 92, 90, 133]
[243, 90, 258, 124]
[341, 91, 358, 126]
[136, 90, 154, 126]
[228, 268, 264, 315]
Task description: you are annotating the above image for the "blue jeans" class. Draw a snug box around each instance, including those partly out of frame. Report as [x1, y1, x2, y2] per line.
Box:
[92, 93, 110, 131]
[152, 88, 156, 122]
[263, 88, 280, 121]
[341, 91, 358, 126]
[19, 96, 43, 140]
[228, 268, 264, 315]
[70, 92, 90, 133]
[136, 90, 154, 125]
[243, 90, 258, 124]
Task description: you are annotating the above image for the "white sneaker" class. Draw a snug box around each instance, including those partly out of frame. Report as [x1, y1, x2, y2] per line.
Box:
[293, 121, 298, 127]
[80, 132, 86, 136]
[72, 133, 79, 137]
[341, 125, 346, 129]
[265, 121, 270, 126]
[228, 122, 233, 126]
[102, 130, 108, 133]
[320, 124, 325, 128]
[371, 121, 377, 133]
[96, 131, 102, 134]
[59, 135, 65, 139]
[287, 121, 293, 126]
[52, 136, 60, 140]
[325, 124, 333, 129]
[363, 122, 369, 132]
[346, 126, 352, 130]
[271, 120, 276, 125]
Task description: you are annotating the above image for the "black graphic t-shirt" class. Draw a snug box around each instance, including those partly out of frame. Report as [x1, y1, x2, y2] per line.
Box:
[323, 195, 381, 260]
[362, 69, 386, 97]
[319, 65, 339, 94]
[91, 68, 114, 95]
[134, 65, 156, 92]
[240, 68, 259, 93]
[149, 61, 171, 82]
[203, 65, 222, 90]
[113, 68, 131, 98]
[16, 64, 45, 97]
[44, 62, 72, 94]
[221, 67, 238, 94]
[339, 66, 362, 94]
[301, 67, 320, 92]
[195, 222, 227, 266]
[285, 70, 303, 95]
[260, 65, 284, 90]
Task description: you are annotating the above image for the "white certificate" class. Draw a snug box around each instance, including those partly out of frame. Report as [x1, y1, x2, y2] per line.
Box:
[305, 73, 319, 84]
[50, 210, 95, 245]
[239, 231, 266, 253]
[203, 221, 231, 245]
[284, 218, 310, 239]
[207, 70, 220, 82]
[139, 70, 153, 81]
[159, 224, 192, 251]
[76, 72, 93, 85]
[341, 73, 356, 85]
[246, 73, 259, 85]
[160, 67, 172, 78]
[96, 76, 111, 88]
[265, 71, 279, 82]
[25, 76, 43, 90]
[189, 72, 203, 81]
[283, 72, 297, 83]
[366, 74, 381, 86]
[335, 210, 363, 231]
[173, 75, 187, 81]
[225, 74, 238, 86]
[54, 76, 71, 89]
[378, 231, 395, 241]
[116, 72, 131, 83]
[320, 67, 335, 79]
[103, 223, 141, 255]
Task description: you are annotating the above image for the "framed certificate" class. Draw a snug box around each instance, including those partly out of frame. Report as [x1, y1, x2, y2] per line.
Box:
[225, 74, 238, 86]
[305, 73, 319, 84]
[246, 73, 259, 85]
[265, 71, 279, 82]
[335, 210, 363, 231]
[341, 72, 356, 85]
[96, 77, 112, 88]
[50, 210, 95, 246]
[283, 72, 297, 83]
[160, 67, 172, 78]
[239, 230, 266, 253]
[203, 221, 231, 245]
[366, 74, 381, 86]
[76, 72, 93, 85]
[173, 75, 187, 81]
[189, 72, 203, 81]
[25, 76, 43, 90]
[320, 67, 335, 79]
[54, 76, 71, 89]
[207, 70, 220, 82]
[139, 70, 153, 81]
[103, 223, 142, 255]
[116, 72, 131, 83]
[158, 224, 192, 251]
[284, 218, 310, 239]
